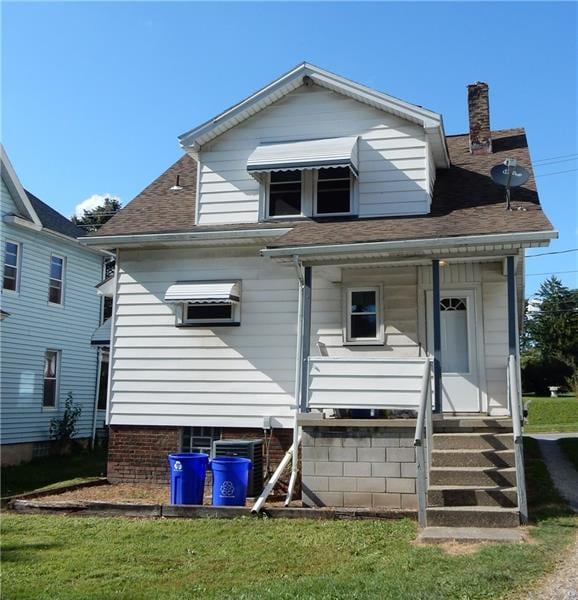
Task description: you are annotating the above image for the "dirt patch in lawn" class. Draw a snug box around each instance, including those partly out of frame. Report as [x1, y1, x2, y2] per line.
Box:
[40, 483, 170, 505]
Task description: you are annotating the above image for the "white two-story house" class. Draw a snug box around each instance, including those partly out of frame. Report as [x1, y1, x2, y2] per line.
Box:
[1, 146, 106, 465]
[85, 64, 555, 527]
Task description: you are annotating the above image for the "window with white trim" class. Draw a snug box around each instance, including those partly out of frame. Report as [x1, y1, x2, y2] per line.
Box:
[344, 286, 384, 344]
[48, 254, 65, 305]
[314, 167, 352, 216]
[3, 240, 20, 292]
[43, 350, 60, 408]
[184, 303, 236, 324]
[266, 168, 355, 219]
[267, 171, 303, 217]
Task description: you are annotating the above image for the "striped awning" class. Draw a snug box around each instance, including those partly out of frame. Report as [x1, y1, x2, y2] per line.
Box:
[164, 281, 241, 304]
[247, 136, 359, 177]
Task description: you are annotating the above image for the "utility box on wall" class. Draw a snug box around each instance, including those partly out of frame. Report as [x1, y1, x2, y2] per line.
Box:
[213, 439, 264, 497]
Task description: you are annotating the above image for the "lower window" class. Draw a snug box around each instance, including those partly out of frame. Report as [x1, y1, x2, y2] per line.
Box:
[182, 427, 222, 456]
[345, 286, 384, 344]
[43, 350, 60, 408]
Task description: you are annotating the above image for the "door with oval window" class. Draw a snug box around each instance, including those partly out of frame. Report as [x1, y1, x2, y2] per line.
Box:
[426, 290, 481, 413]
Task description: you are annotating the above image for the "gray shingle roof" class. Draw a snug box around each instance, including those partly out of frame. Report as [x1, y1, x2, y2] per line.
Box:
[92, 128, 554, 245]
[25, 190, 86, 239]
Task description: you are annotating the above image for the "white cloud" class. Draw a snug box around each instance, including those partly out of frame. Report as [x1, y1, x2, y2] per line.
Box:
[74, 194, 120, 219]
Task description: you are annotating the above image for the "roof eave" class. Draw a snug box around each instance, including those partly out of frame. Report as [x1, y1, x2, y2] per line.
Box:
[261, 230, 558, 261]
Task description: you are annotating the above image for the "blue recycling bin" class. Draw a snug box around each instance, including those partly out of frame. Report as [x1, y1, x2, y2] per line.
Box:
[168, 453, 209, 505]
[210, 456, 252, 506]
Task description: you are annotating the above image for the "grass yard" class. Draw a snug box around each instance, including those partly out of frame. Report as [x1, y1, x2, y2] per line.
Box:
[1, 449, 107, 498]
[523, 396, 578, 433]
[2, 439, 576, 600]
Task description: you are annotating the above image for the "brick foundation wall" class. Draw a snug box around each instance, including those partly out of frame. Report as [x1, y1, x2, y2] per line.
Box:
[107, 426, 181, 484]
[107, 425, 293, 485]
[302, 426, 417, 510]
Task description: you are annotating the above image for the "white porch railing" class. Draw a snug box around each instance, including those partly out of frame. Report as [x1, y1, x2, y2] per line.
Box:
[508, 354, 528, 524]
[308, 357, 433, 411]
[414, 359, 434, 527]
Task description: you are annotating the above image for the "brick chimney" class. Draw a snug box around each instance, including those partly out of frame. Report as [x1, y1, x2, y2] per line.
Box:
[467, 82, 492, 154]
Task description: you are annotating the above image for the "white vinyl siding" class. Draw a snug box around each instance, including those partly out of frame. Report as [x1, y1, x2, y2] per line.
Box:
[109, 247, 299, 429]
[197, 86, 431, 225]
[0, 178, 104, 444]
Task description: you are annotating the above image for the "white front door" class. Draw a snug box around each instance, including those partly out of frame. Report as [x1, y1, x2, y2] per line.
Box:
[426, 290, 481, 413]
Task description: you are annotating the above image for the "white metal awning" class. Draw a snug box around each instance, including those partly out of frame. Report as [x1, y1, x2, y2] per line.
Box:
[91, 318, 111, 346]
[247, 136, 359, 177]
[164, 281, 241, 304]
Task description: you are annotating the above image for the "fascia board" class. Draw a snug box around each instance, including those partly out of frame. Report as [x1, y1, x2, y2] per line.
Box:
[261, 230, 559, 258]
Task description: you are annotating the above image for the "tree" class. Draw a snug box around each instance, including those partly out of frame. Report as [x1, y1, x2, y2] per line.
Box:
[521, 276, 578, 395]
[72, 197, 122, 232]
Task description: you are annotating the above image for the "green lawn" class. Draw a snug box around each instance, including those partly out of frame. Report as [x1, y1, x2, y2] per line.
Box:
[559, 438, 578, 471]
[523, 396, 578, 433]
[1, 449, 107, 498]
[1, 440, 576, 600]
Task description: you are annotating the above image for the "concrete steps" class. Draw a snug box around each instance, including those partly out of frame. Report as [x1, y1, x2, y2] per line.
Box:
[432, 449, 515, 468]
[430, 466, 517, 487]
[425, 424, 520, 528]
[434, 433, 514, 450]
[428, 485, 518, 507]
[426, 506, 520, 528]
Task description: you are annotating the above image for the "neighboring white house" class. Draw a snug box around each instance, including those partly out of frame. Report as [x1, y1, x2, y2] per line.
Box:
[0, 146, 107, 465]
[85, 64, 555, 526]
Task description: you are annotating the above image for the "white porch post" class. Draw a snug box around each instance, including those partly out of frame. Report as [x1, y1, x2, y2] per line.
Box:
[300, 266, 312, 412]
[432, 259, 442, 413]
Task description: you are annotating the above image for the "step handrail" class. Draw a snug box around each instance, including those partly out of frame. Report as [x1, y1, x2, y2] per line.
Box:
[414, 358, 433, 527]
[508, 354, 528, 524]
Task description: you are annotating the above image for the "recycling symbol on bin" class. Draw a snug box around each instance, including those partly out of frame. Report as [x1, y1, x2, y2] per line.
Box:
[173, 460, 183, 472]
[220, 480, 235, 498]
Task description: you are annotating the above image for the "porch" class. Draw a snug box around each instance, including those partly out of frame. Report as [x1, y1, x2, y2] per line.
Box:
[255, 251, 528, 527]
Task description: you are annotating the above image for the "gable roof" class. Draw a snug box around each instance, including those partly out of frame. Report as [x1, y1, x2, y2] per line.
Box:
[178, 63, 450, 168]
[1, 145, 42, 226]
[90, 128, 554, 248]
[25, 190, 86, 239]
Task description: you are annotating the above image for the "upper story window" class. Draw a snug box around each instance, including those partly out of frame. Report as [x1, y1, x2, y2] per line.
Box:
[268, 171, 302, 217]
[344, 286, 384, 345]
[315, 167, 351, 216]
[43, 349, 60, 408]
[48, 254, 65, 305]
[3, 240, 21, 292]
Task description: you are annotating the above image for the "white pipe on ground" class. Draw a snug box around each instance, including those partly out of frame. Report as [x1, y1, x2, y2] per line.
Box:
[252, 439, 300, 514]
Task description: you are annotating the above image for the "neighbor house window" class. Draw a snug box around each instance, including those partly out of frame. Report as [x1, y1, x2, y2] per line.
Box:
[268, 171, 302, 217]
[315, 167, 352, 215]
[48, 254, 65, 304]
[43, 350, 60, 408]
[183, 427, 222, 456]
[3, 240, 20, 292]
[345, 286, 384, 344]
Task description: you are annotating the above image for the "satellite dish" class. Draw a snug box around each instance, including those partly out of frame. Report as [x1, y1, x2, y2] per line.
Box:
[490, 159, 530, 210]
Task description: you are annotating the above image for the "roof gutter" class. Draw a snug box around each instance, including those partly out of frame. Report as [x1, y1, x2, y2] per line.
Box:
[80, 227, 294, 248]
[261, 230, 558, 259]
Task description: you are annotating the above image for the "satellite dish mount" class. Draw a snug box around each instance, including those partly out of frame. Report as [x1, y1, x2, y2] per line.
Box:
[490, 159, 530, 210]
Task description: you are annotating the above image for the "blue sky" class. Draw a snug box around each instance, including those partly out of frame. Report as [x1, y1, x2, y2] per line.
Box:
[2, 1, 576, 296]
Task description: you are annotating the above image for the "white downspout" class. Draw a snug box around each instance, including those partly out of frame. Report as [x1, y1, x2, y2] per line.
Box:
[285, 255, 304, 506]
[91, 346, 103, 449]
